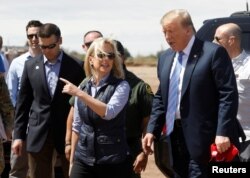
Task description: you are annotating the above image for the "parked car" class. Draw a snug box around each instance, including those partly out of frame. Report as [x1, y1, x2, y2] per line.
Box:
[196, 11, 250, 52]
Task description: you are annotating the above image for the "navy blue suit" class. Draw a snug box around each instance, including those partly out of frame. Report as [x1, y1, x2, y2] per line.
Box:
[147, 37, 239, 163]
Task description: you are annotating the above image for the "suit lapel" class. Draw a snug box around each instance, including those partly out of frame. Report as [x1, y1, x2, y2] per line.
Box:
[35, 55, 52, 98]
[161, 51, 175, 108]
[52, 52, 67, 99]
[181, 38, 203, 99]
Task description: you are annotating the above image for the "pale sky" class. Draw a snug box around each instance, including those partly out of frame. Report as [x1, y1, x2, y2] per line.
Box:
[0, 0, 247, 56]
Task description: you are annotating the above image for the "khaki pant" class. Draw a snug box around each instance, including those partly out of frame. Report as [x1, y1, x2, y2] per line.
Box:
[28, 133, 68, 178]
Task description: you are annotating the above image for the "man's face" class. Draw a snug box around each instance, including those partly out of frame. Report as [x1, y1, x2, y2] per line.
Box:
[27, 27, 40, 49]
[162, 18, 191, 52]
[82, 32, 102, 52]
[39, 35, 62, 62]
[213, 28, 230, 50]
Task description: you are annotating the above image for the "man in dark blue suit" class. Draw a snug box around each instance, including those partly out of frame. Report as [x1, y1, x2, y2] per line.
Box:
[142, 9, 240, 177]
[12, 23, 85, 178]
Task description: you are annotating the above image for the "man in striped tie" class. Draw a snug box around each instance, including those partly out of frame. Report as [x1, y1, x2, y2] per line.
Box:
[143, 9, 240, 178]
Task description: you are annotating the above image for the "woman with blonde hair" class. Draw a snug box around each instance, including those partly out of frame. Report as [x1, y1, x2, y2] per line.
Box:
[60, 37, 132, 178]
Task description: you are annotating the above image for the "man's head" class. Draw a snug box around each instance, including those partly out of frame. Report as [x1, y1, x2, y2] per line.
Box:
[213, 23, 242, 58]
[38, 23, 62, 61]
[26, 20, 43, 49]
[114, 40, 126, 63]
[161, 9, 195, 52]
[82, 30, 103, 52]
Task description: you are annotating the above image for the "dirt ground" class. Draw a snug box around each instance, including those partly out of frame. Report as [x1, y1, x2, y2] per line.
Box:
[127, 66, 165, 178]
[127, 66, 159, 94]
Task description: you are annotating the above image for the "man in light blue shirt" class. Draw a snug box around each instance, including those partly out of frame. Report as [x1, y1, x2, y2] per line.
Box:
[7, 21, 43, 106]
[0, 55, 5, 74]
[7, 53, 34, 106]
[7, 20, 43, 178]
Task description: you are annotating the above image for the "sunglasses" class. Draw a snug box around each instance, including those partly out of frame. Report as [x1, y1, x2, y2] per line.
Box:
[39, 42, 57, 50]
[214, 36, 222, 42]
[84, 41, 92, 48]
[27, 34, 38, 40]
[97, 52, 115, 60]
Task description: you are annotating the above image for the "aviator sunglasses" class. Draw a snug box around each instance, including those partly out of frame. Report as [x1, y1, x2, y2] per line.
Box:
[27, 34, 38, 40]
[97, 52, 115, 60]
[39, 41, 58, 50]
[214, 36, 222, 42]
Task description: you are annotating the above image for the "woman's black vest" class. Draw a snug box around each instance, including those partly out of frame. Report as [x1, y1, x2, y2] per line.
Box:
[74, 76, 129, 166]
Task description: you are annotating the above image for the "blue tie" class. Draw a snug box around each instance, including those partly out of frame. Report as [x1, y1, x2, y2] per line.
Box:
[47, 64, 58, 97]
[166, 51, 183, 135]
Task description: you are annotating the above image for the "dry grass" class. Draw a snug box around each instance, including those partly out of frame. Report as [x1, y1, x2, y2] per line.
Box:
[125, 56, 157, 67]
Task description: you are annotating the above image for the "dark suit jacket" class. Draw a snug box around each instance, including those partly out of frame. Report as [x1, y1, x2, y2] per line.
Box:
[147, 37, 239, 163]
[14, 51, 85, 154]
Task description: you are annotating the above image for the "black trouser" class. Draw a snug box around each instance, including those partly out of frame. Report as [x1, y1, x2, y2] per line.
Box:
[70, 156, 132, 178]
[170, 120, 190, 178]
[170, 120, 208, 178]
[127, 138, 142, 178]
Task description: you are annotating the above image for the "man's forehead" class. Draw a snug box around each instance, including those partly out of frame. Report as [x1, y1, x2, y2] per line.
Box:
[85, 32, 102, 41]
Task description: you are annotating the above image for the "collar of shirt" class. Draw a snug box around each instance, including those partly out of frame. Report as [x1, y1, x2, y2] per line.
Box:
[171, 35, 195, 77]
[182, 35, 195, 58]
[43, 51, 63, 64]
[90, 73, 110, 87]
[90, 73, 110, 97]
[175, 35, 195, 119]
[26, 51, 35, 60]
[232, 50, 249, 66]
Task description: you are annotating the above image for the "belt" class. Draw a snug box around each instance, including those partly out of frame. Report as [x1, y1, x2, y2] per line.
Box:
[174, 119, 182, 127]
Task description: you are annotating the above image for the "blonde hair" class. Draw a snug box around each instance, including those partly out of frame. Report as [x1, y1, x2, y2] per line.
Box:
[160, 9, 196, 32]
[84, 37, 125, 79]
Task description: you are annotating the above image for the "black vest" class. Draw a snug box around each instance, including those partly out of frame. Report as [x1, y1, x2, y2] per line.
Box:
[75, 76, 129, 165]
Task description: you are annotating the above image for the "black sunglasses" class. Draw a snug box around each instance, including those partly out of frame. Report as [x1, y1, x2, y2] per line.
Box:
[39, 43, 57, 50]
[27, 34, 38, 40]
[84, 41, 92, 48]
[97, 52, 115, 60]
[214, 36, 222, 42]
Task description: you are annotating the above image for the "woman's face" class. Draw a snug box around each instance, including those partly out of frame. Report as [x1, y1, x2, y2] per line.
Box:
[90, 43, 115, 77]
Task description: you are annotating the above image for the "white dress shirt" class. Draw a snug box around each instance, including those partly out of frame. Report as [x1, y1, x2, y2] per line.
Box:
[171, 35, 195, 119]
[232, 50, 250, 135]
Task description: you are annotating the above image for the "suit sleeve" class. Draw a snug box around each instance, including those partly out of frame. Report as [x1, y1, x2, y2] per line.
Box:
[212, 46, 238, 137]
[146, 54, 167, 139]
